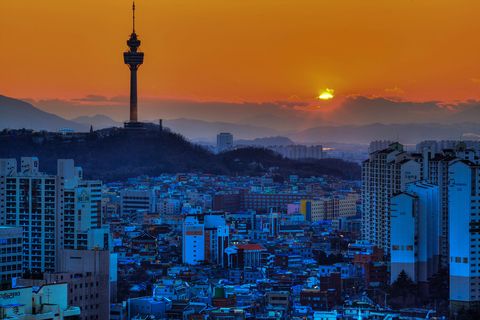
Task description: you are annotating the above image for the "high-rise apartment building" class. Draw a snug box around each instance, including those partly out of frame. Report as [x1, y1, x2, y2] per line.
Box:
[361, 143, 421, 253]
[390, 182, 440, 284]
[0, 157, 57, 273]
[0, 157, 108, 273]
[216, 132, 233, 153]
[448, 159, 480, 313]
[369, 140, 395, 154]
[420, 142, 477, 268]
[57, 159, 106, 251]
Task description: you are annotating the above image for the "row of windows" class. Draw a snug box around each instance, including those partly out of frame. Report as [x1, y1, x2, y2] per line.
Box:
[392, 245, 414, 251]
[1, 264, 22, 271]
[0, 247, 22, 254]
[452, 256, 469, 263]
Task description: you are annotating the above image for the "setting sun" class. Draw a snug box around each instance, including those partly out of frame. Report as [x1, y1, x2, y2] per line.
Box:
[318, 88, 335, 100]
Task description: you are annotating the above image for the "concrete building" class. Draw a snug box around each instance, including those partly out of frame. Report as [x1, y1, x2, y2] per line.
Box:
[362, 143, 421, 253]
[390, 182, 440, 285]
[45, 249, 112, 320]
[204, 215, 229, 267]
[156, 199, 181, 215]
[153, 279, 190, 301]
[269, 145, 323, 160]
[420, 143, 477, 268]
[448, 160, 480, 312]
[369, 140, 395, 154]
[0, 157, 57, 273]
[242, 191, 308, 213]
[0, 283, 80, 319]
[301, 194, 359, 222]
[120, 189, 155, 217]
[182, 215, 205, 265]
[216, 132, 234, 153]
[0, 157, 112, 319]
[182, 214, 229, 266]
[127, 296, 172, 320]
[110, 303, 126, 320]
[57, 159, 106, 251]
[300, 199, 326, 222]
[335, 193, 359, 219]
[0, 226, 23, 288]
[0, 158, 108, 274]
[225, 243, 267, 269]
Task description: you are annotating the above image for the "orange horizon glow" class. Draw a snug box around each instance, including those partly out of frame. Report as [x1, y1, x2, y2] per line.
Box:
[2, 0, 480, 110]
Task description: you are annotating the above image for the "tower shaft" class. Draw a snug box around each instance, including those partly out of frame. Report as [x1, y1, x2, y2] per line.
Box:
[129, 68, 138, 122]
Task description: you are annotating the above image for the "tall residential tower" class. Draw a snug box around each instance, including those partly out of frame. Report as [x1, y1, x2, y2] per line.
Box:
[361, 143, 422, 253]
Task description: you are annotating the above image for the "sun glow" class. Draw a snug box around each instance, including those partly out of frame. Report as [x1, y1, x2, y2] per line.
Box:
[318, 88, 335, 100]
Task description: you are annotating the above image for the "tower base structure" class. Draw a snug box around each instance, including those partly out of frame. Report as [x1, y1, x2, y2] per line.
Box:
[124, 121, 147, 130]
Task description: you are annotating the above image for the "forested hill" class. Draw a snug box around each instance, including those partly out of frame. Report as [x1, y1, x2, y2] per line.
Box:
[0, 129, 361, 181]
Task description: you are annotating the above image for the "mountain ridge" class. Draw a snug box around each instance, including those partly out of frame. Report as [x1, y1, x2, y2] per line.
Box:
[0, 95, 87, 132]
[3, 95, 480, 144]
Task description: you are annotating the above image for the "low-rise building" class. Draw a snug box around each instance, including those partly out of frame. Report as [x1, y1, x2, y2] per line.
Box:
[0, 283, 80, 319]
[0, 226, 23, 289]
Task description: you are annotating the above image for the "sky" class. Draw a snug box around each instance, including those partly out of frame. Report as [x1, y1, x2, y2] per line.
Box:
[2, 0, 480, 125]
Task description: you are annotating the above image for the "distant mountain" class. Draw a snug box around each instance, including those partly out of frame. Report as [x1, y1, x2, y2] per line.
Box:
[72, 114, 122, 129]
[0, 96, 280, 139]
[0, 129, 360, 181]
[5, 96, 480, 145]
[235, 136, 295, 147]
[292, 122, 480, 144]
[0, 95, 87, 132]
[238, 113, 309, 131]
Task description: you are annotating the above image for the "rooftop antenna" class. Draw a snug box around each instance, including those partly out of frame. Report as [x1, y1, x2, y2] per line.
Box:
[132, 1, 136, 33]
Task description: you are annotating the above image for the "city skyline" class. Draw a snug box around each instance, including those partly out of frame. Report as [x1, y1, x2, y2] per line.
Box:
[1, 1, 480, 318]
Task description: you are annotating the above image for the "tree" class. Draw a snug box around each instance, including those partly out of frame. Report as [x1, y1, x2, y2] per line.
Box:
[390, 270, 417, 306]
[429, 268, 448, 301]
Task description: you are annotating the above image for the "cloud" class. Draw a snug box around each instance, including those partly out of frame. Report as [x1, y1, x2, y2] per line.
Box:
[384, 86, 405, 96]
[28, 96, 309, 129]
[327, 96, 452, 124]
[73, 94, 110, 102]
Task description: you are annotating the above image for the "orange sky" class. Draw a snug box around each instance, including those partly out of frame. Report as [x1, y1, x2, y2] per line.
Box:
[1, 0, 480, 105]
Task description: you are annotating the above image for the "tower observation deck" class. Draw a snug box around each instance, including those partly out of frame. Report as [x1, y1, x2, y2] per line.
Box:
[124, 1, 144, 128]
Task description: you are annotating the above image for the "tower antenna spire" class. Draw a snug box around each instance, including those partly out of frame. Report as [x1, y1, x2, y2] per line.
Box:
[132, 1, 136, 33]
